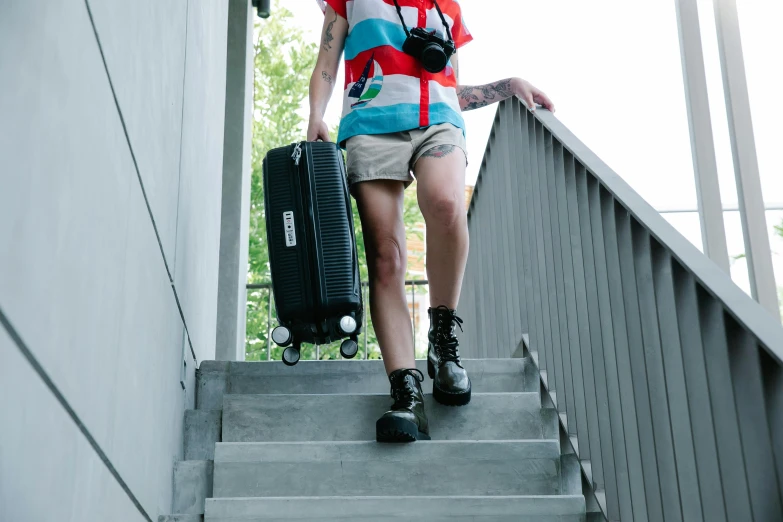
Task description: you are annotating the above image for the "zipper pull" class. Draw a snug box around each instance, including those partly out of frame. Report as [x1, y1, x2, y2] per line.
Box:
[291, 142, 303, 166]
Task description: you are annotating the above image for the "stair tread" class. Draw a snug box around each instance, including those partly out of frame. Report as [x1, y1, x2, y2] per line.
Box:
[222, 392, 545, 442]
[212, 440, 563, 498]
[220, 358, 532, 395]
[214, 439, 561, 461]
[205, 495, 586, 521]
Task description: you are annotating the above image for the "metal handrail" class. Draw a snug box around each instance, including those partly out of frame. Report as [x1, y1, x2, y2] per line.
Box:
[460, 96, 783, 521]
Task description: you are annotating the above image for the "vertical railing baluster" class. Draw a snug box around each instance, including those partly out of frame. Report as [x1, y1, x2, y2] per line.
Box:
[761, 350, 783, 507]
[671, 266, 727, 522]
[726, 320, 783, 519]
[533, 120, 557, 398]
[514, 102, 536, 361]
[522, 107, 546, 376]
[574, 166, 606, 495]
[541, 130, 567, 419]
[601, 195, 646, 521]
[496, 101, 518, 356]
[562, 153, 591, 464]
[632, 224, 682, 522]
[501, 100, 525, 347]
[616, 211, 663, 520]
[584, 181, 623, 520]
[585, 177, 621, 518]
[697, 289, 754, 520]
[507, 100, 529, 339]
[553, 144, 578, 440]
[486, 131, 503, 357]
[651, 243, 705, 521]
[474, 179, 488, 360]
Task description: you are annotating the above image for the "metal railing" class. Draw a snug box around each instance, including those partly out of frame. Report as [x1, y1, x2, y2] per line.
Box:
[459, 97, 783, 521]
[246, 280, 428, 361]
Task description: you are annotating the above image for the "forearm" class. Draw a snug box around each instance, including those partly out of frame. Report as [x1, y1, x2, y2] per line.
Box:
[309, 5, 346, 122]
[456, 78, 515, 111]
[309, 66, 337, 120]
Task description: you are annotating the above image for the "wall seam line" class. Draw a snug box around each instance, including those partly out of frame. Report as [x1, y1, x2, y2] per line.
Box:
[83, 0, 198, 365]
[0, 307, 153, 522]
[172, 0, 190, 284]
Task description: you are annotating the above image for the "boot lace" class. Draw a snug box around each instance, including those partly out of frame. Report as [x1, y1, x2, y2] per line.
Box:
[432, 305, 464, 365]
[390, 368, 424, 409]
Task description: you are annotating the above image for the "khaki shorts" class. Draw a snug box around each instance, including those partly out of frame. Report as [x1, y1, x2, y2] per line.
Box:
[345, 123, 467, 190]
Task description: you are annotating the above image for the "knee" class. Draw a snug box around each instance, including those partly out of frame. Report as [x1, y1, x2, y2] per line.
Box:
[425, 193, 464, 230]
[368, 237, 405, 287]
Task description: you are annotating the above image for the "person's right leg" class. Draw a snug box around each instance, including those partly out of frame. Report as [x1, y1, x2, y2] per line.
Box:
[353, 179, 428, 442]
[352, 179, 415, 373]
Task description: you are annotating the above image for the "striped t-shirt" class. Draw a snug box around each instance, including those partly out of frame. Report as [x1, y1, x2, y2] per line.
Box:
[317, 0, 473, 146]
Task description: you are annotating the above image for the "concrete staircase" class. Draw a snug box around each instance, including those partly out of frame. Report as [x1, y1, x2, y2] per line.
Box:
[159, 357, 587, 521]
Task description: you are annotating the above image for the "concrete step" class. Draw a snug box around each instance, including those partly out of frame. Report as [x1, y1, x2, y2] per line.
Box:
[173, 461, 213, 515]
[212, 440, 562, 498]
[204, 495, 586, 521]
[222, 392, 551, 442]
[196, 359, 538, 410]
[159, 516, 202, 522]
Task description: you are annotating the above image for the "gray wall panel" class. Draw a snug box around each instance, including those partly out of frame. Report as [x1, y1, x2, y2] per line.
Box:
[89, 0, 189, 264]
[0, 330, 148, 522]
[0, 0, 226, 518]
[174, 0, 228, 363]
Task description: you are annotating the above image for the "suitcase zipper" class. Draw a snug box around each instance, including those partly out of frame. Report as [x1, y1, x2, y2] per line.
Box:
[291, 142, 303, 166]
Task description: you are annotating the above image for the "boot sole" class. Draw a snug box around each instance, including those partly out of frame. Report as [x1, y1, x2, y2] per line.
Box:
[376, 416, 431, 443]
[428, 359, 472, 407]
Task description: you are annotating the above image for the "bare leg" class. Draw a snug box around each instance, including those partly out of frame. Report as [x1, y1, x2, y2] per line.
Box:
[353, 180, 415, 374]
[414, 147, 469, 309]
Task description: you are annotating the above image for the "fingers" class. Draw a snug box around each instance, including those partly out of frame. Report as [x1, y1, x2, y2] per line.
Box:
[535, 91, 555, 113]
[525, 92, 536, 112]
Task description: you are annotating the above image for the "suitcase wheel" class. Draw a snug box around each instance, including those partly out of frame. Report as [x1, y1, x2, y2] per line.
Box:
[338, 315, 358, 335]
[271, 326, 293, 347]
[340, 338, 359, 360]
[282, 345, 301, 366]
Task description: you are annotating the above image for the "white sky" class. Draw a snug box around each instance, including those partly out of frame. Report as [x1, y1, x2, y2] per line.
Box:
[280, 0, 782, 308]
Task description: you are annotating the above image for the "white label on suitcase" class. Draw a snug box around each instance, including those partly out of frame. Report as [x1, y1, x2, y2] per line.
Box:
[283, 211, 297, 247]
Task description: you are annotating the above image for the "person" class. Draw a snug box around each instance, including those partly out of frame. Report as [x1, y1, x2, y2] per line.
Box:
[309, 0, 555, 443]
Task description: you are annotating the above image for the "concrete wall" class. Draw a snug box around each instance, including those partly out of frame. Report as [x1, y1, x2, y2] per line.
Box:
[0, 0, 229, 520]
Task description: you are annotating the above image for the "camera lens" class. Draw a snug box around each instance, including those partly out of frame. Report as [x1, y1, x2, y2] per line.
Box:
[421, 43, 448, 73]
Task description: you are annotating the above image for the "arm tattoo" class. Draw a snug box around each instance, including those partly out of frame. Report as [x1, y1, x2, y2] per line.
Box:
[457, 78, 516, 112]
[322, 71, 334, 85]
[322, 13, 336, 51]
[421, 144, 456, 158]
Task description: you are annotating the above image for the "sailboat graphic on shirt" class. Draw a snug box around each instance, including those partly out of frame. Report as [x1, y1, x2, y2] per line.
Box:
[349, 53, 383, 108]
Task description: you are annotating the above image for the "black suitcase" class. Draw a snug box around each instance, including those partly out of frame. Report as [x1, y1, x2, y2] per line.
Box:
[262, 141, 363, 366]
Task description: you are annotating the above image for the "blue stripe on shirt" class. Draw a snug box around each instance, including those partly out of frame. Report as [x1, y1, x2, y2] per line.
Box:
[337, 102, 466, 146]
[345, 19, 407, 60]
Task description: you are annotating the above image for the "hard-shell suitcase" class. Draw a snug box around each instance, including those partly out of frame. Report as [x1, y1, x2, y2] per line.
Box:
[262, 141, 363, 366]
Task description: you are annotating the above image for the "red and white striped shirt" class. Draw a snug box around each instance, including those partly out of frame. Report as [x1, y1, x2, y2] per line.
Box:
[318, 0, 473, 145]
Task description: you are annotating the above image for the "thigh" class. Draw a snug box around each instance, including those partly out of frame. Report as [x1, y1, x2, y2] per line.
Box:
[353, 179, 407, 255]
[412, 124, 468, 212]
[413, 146, 467, 217]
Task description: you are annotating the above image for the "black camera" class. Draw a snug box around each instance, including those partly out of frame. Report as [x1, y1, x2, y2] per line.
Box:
[402, 27, 456, 73]
[393, 0, 455, 74]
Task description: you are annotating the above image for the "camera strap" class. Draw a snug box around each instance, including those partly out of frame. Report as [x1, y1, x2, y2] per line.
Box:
[392, 0, 454, 44]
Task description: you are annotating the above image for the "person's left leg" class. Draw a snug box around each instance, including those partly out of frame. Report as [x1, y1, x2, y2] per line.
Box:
[414, 145, 469, 308]
[413, 139, 472, 406]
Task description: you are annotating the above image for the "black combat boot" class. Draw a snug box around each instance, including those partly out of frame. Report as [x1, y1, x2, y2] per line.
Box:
[376, 368, 430, 443]
[427, 305, 471, 406]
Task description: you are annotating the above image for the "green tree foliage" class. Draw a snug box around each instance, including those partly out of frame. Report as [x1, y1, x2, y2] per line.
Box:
[245, 4, 426, 361]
